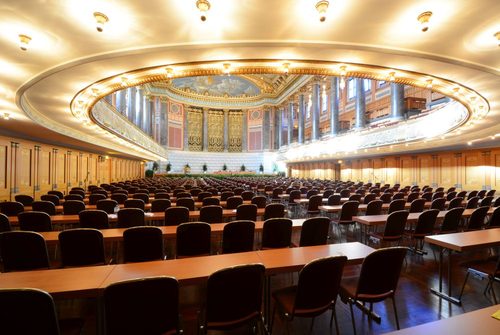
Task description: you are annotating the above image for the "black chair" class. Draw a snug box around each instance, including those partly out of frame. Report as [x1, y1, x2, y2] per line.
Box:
[468, 190, 479, 200]
[111, 193, 128, 204]
[220, 191, 234, 201]
[226, 196, 243, 210]
[154, 192, 170, 200]
[251, 195, 267, 208]
[365, 200, 383, 216]
[88, 193, 106, 205]
[465, 206, 489, 231]
[331, 201, 359, 239]
[466, 196, 480, 209]
[176, 192, 192, 200]
[363, 193, 377, 204]
[479, 196, 494, 207]
[340, 247, 408, 334]
[420, 192, 432, 202]
[133, 193, 150, 204]
[388, 199, 406, 214]
[104, 277, 180, 335]
[199, 264, 265, 334]
[41, 194, 60, 206]
[0, 213, 12, 232]
[406, 192, 420, 203]
[241, 191, 255, 201]
[197, 191, 212, 202]
[31, 200, 56, 215]
[456, 190, 467, 199]
[96, 199, 118, 214]
[486, 189, 496, 197]
[117, 208, 145, 228]
[199, 205, 223, 224]
[221, 220, 255, 254]
[392, 192, 405, 201]
[264, 203, 285, 220]
[379, 193, 392, 204]
[0, 231, 50, 271]
[430, 197, 446, 211]
[271, 256, 348, 334]
[14, 194, 34, 206]
[494, 197, 500, 207]
[62, 200, 86, 215]
[0, 201, 24, 216]
[437, 207, 464, 234]
[306, 194, 323, 216]
[164, 206, 190, 226]
[18, 211, 52, 231]
[487, 206, 500, 228]
[202, 197, 220, 207]
[151, 199, 171, 212]
[79, 209, 110, 229]
[176, 222, 211, 258]
[349, 194, 362, 202]
[299, 217, 330, 246]
[70, 189, 86, 198]
[48, 190, 64, 199]
[409, 198, 426, 213]
[448, 196, 464, 210]
[446, 191, 457, 201]
[124, 199, 145, 210]
[407, 209, 439, 254]
[64, 194, 83, 201]
[59, 228, 106, 267]
[369, 210, 409, 246]
[431, 192, 445, 201]
[176, 197, 195, 211]
[123, 226, 164, 262]
[459, 254, 500, 304]
[236, 204, 257, 221]
[328, 194, 341, 205]
[261, 218, 292, 249]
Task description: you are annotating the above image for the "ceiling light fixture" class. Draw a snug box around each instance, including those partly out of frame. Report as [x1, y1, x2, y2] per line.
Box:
[495, 31, 500, 46]
[339, 66, 347, 89]
[453, 87, 460, 96]
[315, 1, 329, 22]
[165, 67, 174, 78]
[196, 0, 211, 22]
[222, 63, 231, 75]
[282, 62, 290, 74]
[18, 34, 32, 51]
[93, 12, 109, 32]
[91, 88, 100, 96]
[417, 11, 432, 32]
[388, 71, 396, 82]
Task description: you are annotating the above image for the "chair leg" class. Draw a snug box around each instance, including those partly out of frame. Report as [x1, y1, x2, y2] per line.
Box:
[309, 317, 315, 333]
[349, 299, 357, 335]
[330, 301, 340, 334]
[392, 296, 400, 330]
[458, 271, 470, 300]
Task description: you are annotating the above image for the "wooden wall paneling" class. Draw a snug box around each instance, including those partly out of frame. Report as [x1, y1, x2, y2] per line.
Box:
[37, 146, 52, 197]
[481, 151, 492, 190]
[81, 154, 89, 190]
[385, 157, 397, 186]
[437, 154, 455, 189]
[16, 142, 34, 198]
[417, 155, 431, 187]
[88, 155, 97, 186]
[361, 159, 373, 182]
[0, 139, 11, 201]
[464, 151, 481, 190]
[400, 157, 413, 186]
[55, 149, 67, 193]
[372, 158, 383, 185]
[494, 151, 500, 190]
[67, 151, 78, 191]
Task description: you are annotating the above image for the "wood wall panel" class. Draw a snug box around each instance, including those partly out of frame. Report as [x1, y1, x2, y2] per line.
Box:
[16, 144, 33, 197]
[495, 154, 500, 188]
[400, 158, 413, 186]
[0, 139, 10, 200]
[417, 157, 431, 186]
[464, 153, 481, 188]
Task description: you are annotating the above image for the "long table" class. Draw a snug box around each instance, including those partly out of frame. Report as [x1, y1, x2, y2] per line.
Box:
[424, 228, 500, 305]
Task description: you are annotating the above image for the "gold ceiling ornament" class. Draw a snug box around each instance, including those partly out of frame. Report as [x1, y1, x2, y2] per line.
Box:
[388, 71, 396, 82]
[417, 11, 432, 32]
[495, 31, 500, 46]
[315, 1, 329, 22]
[425, 79, 433, 89]
[282, 62, 290, 74]
[339, 65, 347, 89]
[196, 0, 211, 22]
[165, 67, 174, 78]
[18, 34, 32, 51]
[93, 12, 109, 32]
[222, 62, 231, 75]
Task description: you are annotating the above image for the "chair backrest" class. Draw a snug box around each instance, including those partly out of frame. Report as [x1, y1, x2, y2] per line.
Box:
[124, 199, 145, 210]
[466, 206, 489, 231]
[14, 194, 34, 206]
[47, 190, 64, 199]
[406, 192, 419, 203]
[132, 193, 149, 204]
[226, 196, 243, 210]
[222, 220, 255, 254]
[251, 195, 267, 208]
[467, 190, 479, 200]
[204, 264, 265, 330]
[414, 209, 439, 235]
[220, 191, 234, 201]
[176, 197, 195, 211]
[64, 194, 83, 201]
[123, 226, 164, 262]
[79, 209, 110, 229]
[241, 191, 255, 201]
[154, 192, 170, 200]
[456, 190, 467, 198]
[0, 231, 50, 271]
[110, 193, 128, 204]
[197, 191, 212, 201]
[392, 192, 405, 201]
[446, 191, 457, 201]
[448, 196, 464, 210]
[262, 218, 292, 249]
[486, 189, 496, 197]
[293, 256, 347, 316]
[355, 247, 408, 300]
[439, 207, 464, 233]
[328, 194, 341, 206]
[363, 193, 376, 204]
[365, 200, 383, 216]
[307, 195, 323, 212]
[104, 277, 179, 335]
[494, 197, 500, 207]
[150, 199, 171, 212]
[0, 201, 24, 216]
[466, 196, 480, 209]
[176, 222, 211, 257]
[264, 203, 285, 220]
[382, 210, 409, 238]
[0, 288, 61, 334]
[236, 204, 257, 221]
[88, 193, 106, 205]
[339, 189, 350, 197]
[96, 199, 118, 214]
[59, 228, 105, 267]
[339, 201, 359, 221]
[299, 217, 330, 246]
[409, 198, 426, 213]
[388, 199, 406, 214]
[0, 213, 12, 232]
[200, 205, 223, 224]
[18, 211, 52, 232]
[479, 196, 494, 207]
[70, 189, 86, 197]
[380, 193, 392, 203]
[117, 208, 145, 228]
[164, 206, 190, 226]
[40, 194, 60, 206]
[430, 197, 446, 211]
[62, 200, 86, 215]
[432, 192, 445, 201]
[487, 206, 500, 228]
[32, 200, 56, 215]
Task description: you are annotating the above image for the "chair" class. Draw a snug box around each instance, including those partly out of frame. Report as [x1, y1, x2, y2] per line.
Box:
[226, 196, 243, 210]
[111, 193, 128, 204]
[328, 194, 341, 205]
[468, 190, 479, 199]
[437, 207, 464, 234]
[124, 199, 145, 210]
[406, 192, 419, 203]
[387, 199, 405, 214]
[420, 192, 433, 202]
[348, 194, 362, 202]
[199, 205, 223, 224]
[261, 218, 292, 249]
[104, 277, 180, 335]
[430, 197, 446, 211]
[59, 228, 106, 267]
[88, 193, 106, 205]
[70, 189, 86, 198]
[31, 200, 56, 215]
[487, 206, 500, 228]
[176, 222, 211, 257]
[199, 264, 265, 334]
[479, 196, 494, 207]
[431, 192, 445, 201]
[96, 199, 118, 214]
[48, 190, 64, 199]
[369, 210, 409, 246]
[18, 211, 52, 231]
[466, 196, 480, 209]
[459, 254, 500, 304]
[331, 201, 359, 238]
[456, 190, 467, 199]
[241, 191, 255, 201]
[62, 200, 86, 215]
[14, 194, 34, 206]
[409, 198, 426, 213]
[234, 188, 245, 196]
[495, 197, 500, 207]
[392, 193, 405, 201]
[79, 209, 110, 229]
[117, 208, 145, 228]
[365, 200, 383, 216]
[486, 189, 496, 197]
[407, 209, 439, 254]
[379, 193, 392, 204]
[64, 194, 83, 201]
[306, 194, 323, 216]
[220, 191, 234, 201]
[165, 206, 190, 226]
[221, 220, 255, 254]
[446, 191, 457, 201]
[251, 195, 267, 208]
[176, 197, 195, 211]
[363, 193, 377, 204]
[340, 189, 350, 198]
[41, 194, 60, 206]
[0, 231, 50, 271]
[299, 217, 330, 246]
[340, 247, 408, 334]
[271, 256, 347, 335]
[264, 203, 285, 220]
[154, 192, 170, 200]
[133, 193, 150, 204]
[465, 206, 489, 231]
[448, 196, 464, 210]
[201, 197, 219, 207]
[0, 201, 24, 216]
[123, 226, 164, 262]
[0, 213, 12, 232]
[236, 204, 257, 221]
[197, 191, 212, 201]
[151, 199, 171, 212]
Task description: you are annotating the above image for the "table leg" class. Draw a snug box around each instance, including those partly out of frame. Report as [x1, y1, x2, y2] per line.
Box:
[430, 247, 462, 305]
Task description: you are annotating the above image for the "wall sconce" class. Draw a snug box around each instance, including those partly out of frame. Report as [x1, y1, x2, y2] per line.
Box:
[196, 0, 211, 22]
[93, 12, 109, 32]
[315, 1, 329, 22]
[495, 31, 500, 46]
[339, 66, 347, 89]
[417, 11, 432, 32]
[18, 34, 32, 51]
[222, 63, 231, 75]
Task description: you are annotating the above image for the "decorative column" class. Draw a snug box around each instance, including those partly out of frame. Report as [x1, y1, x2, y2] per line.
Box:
[203, 108, 209, 151]
[241, 110, 248, 152]
[160, 98, 168, 146]
[277, 107, 283, 148]
[183, 107, 189, 151]
[391, 83, 405, 120]
[135, 88, 142, 126]
[274, 107, 280, 149]
[223, 109, 229, 152]
[311, 81, 321, 140]
[128, 87, 136, 123]
[330, 77, 340, 136]
[263, 107, 271, 150]
[354, 78, 366, 129]
[287, 102, 293, 145]
[298, 95, 305, 144]
[143, 96, 151, 134]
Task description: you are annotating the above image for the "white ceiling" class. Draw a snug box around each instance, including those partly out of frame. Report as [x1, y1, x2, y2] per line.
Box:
[1, 0, 499, 160]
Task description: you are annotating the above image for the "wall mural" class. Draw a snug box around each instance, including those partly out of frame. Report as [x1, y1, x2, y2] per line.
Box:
[172, 76, 261, 98]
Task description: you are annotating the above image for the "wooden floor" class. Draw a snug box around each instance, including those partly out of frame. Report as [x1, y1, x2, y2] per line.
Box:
[57, 234, 499, 335]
